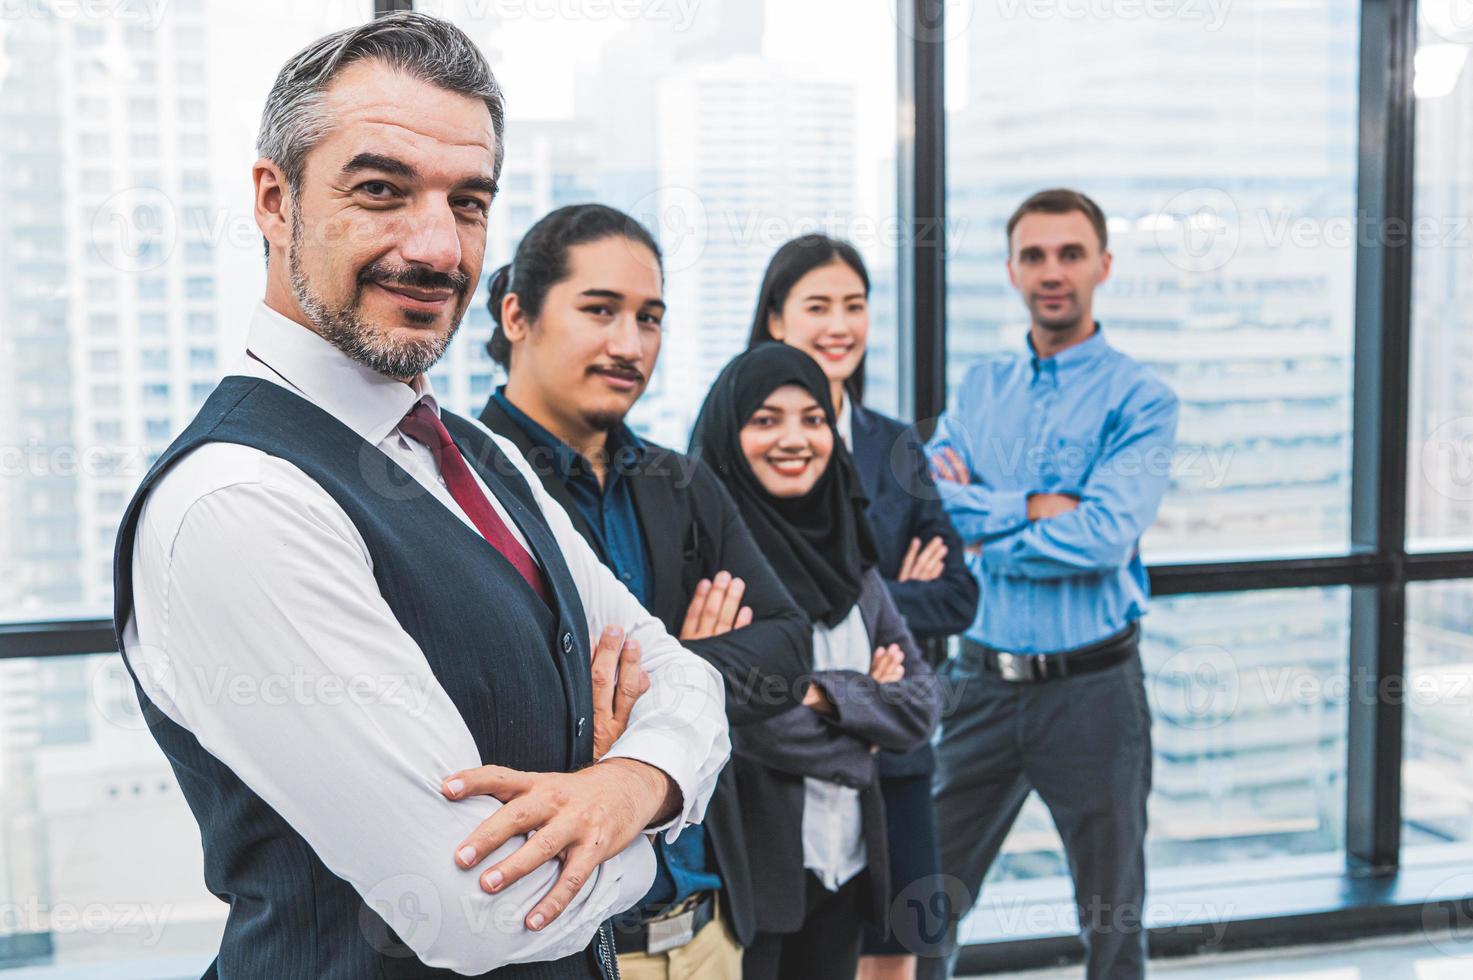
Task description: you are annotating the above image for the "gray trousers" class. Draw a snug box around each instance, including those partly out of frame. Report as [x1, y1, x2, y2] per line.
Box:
[919, 640, 1152, 980]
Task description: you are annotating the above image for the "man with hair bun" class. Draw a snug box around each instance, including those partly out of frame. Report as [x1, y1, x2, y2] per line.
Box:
[479, 203, 812, 979]
[113, 15, 727, 978]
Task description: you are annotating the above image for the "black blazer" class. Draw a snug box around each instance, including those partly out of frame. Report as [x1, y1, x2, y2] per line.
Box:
[479, 397, 814, 946]
[850, 403, 979, 776]
[732, 569, 942, 936]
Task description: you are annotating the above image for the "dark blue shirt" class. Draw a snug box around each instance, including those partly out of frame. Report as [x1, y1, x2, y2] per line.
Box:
[492, 387, 720, 913]
[492, 388, 653, 606]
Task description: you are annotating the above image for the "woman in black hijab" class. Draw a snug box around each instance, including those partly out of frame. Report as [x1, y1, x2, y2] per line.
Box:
[689, 344, 942, 980]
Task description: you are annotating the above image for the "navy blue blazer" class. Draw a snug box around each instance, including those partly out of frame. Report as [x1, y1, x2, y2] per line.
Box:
[850, 402, 979, 775]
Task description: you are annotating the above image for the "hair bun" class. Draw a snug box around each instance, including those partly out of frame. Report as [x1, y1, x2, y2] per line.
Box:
[485, 262, 513, 326]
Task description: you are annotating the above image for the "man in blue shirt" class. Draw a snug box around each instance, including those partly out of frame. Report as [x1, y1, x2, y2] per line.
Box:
[919, 189, 1179, 980]
[476, 204, 812, 978]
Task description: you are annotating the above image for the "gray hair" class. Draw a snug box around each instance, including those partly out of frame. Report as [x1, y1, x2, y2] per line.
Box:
[256, 12, 505, 254]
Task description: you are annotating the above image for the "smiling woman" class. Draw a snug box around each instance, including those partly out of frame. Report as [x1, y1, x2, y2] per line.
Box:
[739, 385, 836, 499]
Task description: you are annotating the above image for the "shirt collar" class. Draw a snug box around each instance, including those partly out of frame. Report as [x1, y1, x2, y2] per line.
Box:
[836, 393, 854, 451]
[492, 385, 644, 484]
[241, 302, 433, 446]
[1027, 321, 1110, 377]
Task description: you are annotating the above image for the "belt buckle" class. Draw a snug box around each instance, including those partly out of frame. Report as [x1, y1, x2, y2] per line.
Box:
[995, 651, 1038, 683]
[646, 906, 697, 955]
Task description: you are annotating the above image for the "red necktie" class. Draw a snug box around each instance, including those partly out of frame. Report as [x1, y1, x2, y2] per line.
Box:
[399, 401, 552, 607]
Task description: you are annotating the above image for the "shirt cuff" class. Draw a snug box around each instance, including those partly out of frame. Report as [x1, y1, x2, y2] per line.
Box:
[936, 484, 1030, 541]
[600, 729, 701, 843]
[609, 833, 659, 908]
[992, 489, 1031, 534]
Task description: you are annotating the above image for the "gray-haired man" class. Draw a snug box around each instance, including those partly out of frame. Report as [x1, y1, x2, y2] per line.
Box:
[112, 14, 728, 979]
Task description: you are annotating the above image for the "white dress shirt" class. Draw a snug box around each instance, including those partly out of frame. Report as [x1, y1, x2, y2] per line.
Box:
[121, 302, 729, 975]
[836, 391, 854, 451]
[800, 606, 870, 891]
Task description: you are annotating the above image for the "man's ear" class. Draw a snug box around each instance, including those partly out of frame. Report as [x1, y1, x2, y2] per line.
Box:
[501, 292, 531, 344]
[253, 157, 291, 255]
[1098, 249, 1113, 285]
[1005, 257, 1019, 290]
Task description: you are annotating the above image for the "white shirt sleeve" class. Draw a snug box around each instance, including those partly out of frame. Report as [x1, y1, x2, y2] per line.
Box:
[474, 422, 731, 841]
[124, 443, 657, 976]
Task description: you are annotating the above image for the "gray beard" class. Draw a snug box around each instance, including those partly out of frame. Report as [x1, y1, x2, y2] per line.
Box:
[287, 226, 460, 380]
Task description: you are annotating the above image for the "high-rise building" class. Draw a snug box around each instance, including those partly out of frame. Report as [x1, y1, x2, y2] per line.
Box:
[943, 1, 1360, 902]
[0, 6, 229, 967]
[645, 57, 860, 445]
[0, 14, 81, 618]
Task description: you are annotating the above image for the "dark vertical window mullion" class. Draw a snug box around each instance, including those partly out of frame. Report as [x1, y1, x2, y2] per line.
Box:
[899, 0, 948, 431]
[374, 0, 414, 17]
[1346, 0, 1416, 874]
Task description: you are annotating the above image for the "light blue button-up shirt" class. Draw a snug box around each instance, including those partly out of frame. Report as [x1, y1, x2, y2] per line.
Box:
[927, 326, 1179, 654]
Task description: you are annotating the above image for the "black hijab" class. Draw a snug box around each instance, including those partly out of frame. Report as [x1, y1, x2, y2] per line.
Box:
[689, 343, 878, 628]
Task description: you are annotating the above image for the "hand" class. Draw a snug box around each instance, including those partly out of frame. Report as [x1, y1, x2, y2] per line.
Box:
[1027, 492, 1080, 521]
[869, 644, 905, 684]
[590, 625, 648, 760]
[441, 758, 679, 931]
[679, 570, 753, 640]
[930, 447, 971, 486]
[802, 682, 836, 717]
[897, 536, 949, 583]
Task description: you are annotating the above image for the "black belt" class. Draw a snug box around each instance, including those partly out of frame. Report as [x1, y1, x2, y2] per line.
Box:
[963, 622, 1139, 684]
[612, 891, 718, 956]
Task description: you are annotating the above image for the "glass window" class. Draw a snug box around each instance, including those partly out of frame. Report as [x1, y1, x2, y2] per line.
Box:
[179, 132, 208, 157]
[944, 0, 1359, 563]
[432, 0, 902, 444]
[129, 133, 160, 157]
[1404, 580, 1473, 856]
[963, 587, 1350, 944]
[0, 0, 368, 624]
[0, 655, 222, 976]
[1408, 6, 1473, 551]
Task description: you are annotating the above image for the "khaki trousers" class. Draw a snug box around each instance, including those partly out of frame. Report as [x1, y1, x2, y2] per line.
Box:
[615, 899, 743, 980]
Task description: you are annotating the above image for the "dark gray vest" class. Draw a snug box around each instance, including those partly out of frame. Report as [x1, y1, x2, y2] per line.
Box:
[112, 377, 612, 979]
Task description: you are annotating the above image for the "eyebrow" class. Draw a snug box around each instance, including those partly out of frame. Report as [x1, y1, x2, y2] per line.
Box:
[1020, 242, 1087, 253]
[341, 152, 416, 178]
[756, 399, 824, 414]
[580, 288, 667, 312]
[341, 152, 499, 197]
[800, 292, 867, 302]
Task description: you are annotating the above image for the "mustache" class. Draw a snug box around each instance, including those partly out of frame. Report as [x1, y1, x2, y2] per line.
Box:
[357, 261, 472, 295]
[588, 362, 646, 384]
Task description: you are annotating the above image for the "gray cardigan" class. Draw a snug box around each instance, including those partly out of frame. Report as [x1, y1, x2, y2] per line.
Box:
[731, 567, 943, 935]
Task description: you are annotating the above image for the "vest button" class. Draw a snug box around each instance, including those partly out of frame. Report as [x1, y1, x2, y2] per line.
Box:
[561, 632, 573, 654]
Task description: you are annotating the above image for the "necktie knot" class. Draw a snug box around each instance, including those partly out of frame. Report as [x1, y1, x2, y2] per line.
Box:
[400, 401, 453, 461]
